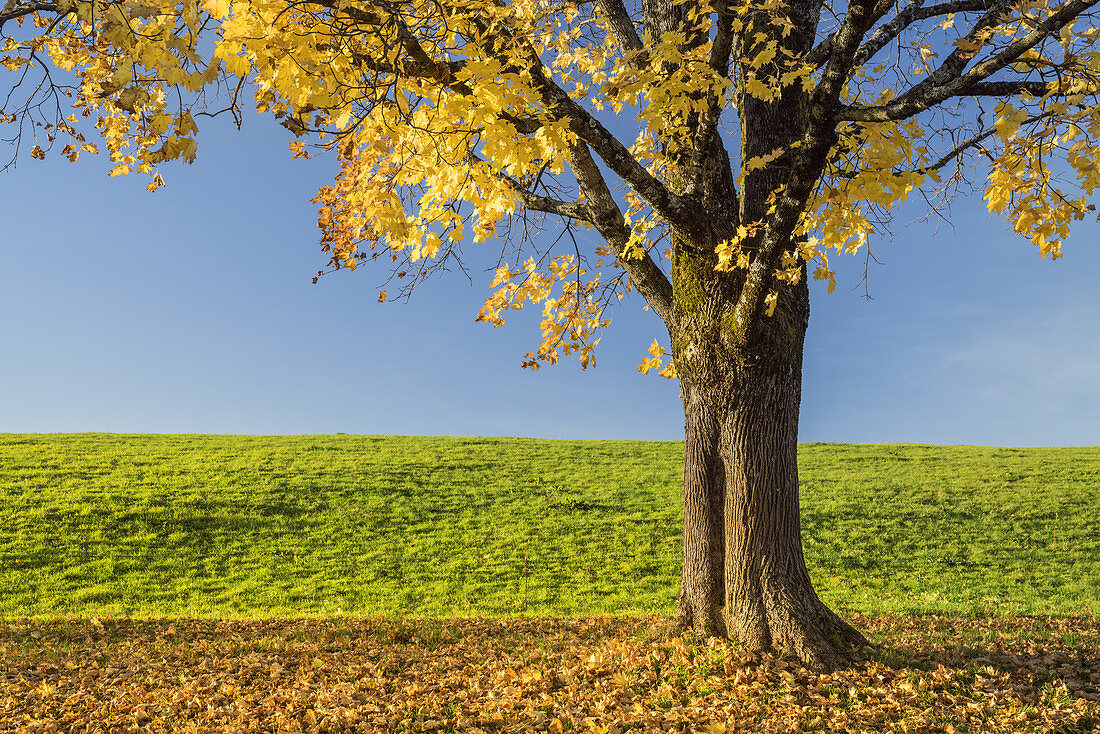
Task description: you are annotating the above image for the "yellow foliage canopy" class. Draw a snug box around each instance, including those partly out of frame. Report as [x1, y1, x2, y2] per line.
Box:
[3, 0, 1099, 370]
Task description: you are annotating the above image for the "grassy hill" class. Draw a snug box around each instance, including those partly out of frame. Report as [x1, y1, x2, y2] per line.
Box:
[1, 434, 1097, 618]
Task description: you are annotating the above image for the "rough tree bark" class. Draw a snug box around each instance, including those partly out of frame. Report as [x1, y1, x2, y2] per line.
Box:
[675, 376, 727, 638]
[722, 277, 868, 669]
[673, 262, 869, 668]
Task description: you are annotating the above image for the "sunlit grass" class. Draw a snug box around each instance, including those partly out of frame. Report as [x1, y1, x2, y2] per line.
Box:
[1, 434, 1097, 618]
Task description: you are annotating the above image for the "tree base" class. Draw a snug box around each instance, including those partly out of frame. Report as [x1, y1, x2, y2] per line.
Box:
[674, 592, 726, 639]
[677, 591, 870, 670]
[740, 595, 870, 670]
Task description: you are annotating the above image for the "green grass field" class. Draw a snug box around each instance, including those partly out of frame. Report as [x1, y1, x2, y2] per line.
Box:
[1, 434, 1098, 619]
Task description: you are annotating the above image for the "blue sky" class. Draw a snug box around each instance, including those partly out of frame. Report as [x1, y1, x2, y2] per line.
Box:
[2, 111, 1098, 444]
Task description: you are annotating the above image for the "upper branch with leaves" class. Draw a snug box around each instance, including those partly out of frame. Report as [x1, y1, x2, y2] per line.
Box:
[4, 0, 1099, 369]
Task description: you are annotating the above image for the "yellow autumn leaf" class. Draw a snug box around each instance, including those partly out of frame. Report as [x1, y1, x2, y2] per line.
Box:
[994, 104, 1028, 140]
[199, 0, 230, 19]
[764, 291, 778, 317]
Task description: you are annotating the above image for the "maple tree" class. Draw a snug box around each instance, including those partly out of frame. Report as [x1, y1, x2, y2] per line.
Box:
[4, 0, 1100, 667]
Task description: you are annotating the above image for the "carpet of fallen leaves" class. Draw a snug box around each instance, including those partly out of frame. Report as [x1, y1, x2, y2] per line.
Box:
[2, 615, 1098, 733]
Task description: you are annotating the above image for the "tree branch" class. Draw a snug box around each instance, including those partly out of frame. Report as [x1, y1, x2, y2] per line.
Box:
[838, 0, 1096, 122]
[309, 0, 686, 229]
[807, 0, 994, 68]
[684, 0, 738, 206]
[708, 0, 736, 77]
[596, 0, 643, 54]
[959, 80, 1050, 96]
[549, 83, 689, 229]
[313, 0, 546, 135]
[1, 0, 57, 29]
[461, 13, 688, 230]
[896, 108, 1055, 174]
[805, 0, 920, 66]
[854, 0, 994, 67]
[522, 192, 593, 220]
[465, 150, 592, 221]
[568, 141, 675, 324]
[470, 139, 674, 322]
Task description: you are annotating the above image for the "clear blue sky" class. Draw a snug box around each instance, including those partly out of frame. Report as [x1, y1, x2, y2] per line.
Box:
[2, 111, 1098, 444]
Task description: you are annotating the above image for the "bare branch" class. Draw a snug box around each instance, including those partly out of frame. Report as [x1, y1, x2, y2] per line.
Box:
[480, 159, 592, 220]
[522, 192, 593, 220]
[853, 0, 993, 66]
[959, 80, 1050, 96]
[897, 108, 1055, 174]
[913, 125, 998, 173]
[808, 0, 995, 68]
[838, 0, 1098, 122]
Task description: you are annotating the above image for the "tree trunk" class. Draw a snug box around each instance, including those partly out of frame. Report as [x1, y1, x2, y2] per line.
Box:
[675, 275, 868, 668]
[722, 279, 867, 668]
[674, 381, 726, 636]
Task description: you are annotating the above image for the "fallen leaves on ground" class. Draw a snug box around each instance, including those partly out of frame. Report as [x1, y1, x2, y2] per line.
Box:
[1, 615, 1097, 732]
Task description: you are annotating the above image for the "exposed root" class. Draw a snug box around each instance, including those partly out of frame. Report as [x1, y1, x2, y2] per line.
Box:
[729, 587, 871, 670]
[681, 570, 868, 668]
[768, 605, 870, 670]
